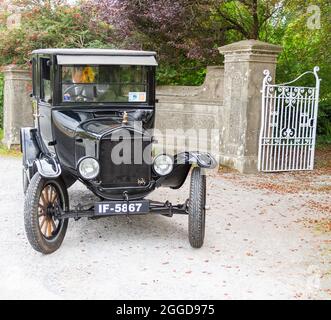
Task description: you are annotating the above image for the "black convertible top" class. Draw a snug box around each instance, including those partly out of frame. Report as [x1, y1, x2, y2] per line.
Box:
[32, 48, 157, 56]
[32, 48, 158, 66]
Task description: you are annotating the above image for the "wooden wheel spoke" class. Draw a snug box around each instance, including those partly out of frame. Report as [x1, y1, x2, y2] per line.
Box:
[40, 217, 46, 230]
[43, 219, 49, 235]
[49, 186, 54, 203]
[46, 187, 51, 203]
[47, 220, 52, 237]
[51, 186, 58, 203]
[41, 189, 48, 204]
[40, 191, 47, 206]
[50, 187, 54, 203]
[47, 186, 52, 203]
[51, 219, 57, 233]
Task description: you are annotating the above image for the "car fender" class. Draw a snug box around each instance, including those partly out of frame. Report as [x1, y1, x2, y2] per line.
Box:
[20, 127, 62, 178]
[157, 152, 217, 189]
[175, 151, 217, 169]
[20, 127, 40, 167]
[34, 156, 62, 178]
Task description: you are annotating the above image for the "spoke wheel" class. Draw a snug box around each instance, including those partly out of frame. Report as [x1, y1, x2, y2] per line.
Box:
[24, 173, 69, 254]
[38, 184, 61, 240]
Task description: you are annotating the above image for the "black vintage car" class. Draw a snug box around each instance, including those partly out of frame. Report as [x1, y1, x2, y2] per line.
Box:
[21, 49, 216, 254]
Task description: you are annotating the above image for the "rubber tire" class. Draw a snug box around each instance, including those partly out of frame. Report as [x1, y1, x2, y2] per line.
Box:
[188, 167, 206, 248]
[24, 173, 69, 254]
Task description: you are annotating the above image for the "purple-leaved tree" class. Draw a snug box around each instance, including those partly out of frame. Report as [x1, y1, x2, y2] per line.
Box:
[82, 0, 221, 64]
[82, 0, 288, 65]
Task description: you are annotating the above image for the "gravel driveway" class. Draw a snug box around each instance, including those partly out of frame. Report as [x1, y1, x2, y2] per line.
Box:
[0, 155, 330, 300]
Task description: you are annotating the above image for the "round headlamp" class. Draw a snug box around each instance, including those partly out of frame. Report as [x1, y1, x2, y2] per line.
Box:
[78, 157, 100, 180]
[153, 154, 173, 176]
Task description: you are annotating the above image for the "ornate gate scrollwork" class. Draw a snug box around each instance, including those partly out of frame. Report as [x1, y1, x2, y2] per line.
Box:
[258, 67, 320, 172]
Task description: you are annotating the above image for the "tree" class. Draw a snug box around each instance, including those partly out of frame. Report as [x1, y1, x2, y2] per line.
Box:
[0, 0, 113, 65]
[273, 0, 331, 142]
[82, 1, 289, 59]
[81, 0, 290, 84]
[214, 0, 289, 40]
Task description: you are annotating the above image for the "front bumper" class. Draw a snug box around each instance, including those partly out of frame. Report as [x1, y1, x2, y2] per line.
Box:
[55, 199, 188, 220]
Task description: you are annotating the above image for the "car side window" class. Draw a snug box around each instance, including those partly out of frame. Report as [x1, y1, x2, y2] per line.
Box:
[40, 58, 51, 103]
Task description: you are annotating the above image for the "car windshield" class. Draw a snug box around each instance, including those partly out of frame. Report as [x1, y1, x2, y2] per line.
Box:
[61, 65, 148, 103]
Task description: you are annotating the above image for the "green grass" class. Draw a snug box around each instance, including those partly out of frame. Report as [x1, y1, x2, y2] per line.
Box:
[0, 128, 21, 157]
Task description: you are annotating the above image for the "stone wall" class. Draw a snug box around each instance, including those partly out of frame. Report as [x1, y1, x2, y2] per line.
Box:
[155, 66, 224, 158]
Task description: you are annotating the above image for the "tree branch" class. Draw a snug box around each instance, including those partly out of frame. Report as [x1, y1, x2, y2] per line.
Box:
[216, 7, 251, 38]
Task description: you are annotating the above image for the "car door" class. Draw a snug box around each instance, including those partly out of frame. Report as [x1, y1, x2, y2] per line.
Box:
[38, 56, 55, 154]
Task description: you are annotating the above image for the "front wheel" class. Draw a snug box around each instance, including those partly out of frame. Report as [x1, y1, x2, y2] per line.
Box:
[188, 167, 206, 248]
[24, 173, 69, 254]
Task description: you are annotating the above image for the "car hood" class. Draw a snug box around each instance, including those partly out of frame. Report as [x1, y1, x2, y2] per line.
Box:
[52, 109, 153, 168]
[53, 109, 149, 137]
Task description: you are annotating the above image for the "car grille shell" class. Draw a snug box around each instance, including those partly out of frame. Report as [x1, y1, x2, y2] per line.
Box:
[99, 132, 152, 188]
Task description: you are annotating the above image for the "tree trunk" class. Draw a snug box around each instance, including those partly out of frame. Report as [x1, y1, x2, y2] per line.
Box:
[251, 0, 259, 39]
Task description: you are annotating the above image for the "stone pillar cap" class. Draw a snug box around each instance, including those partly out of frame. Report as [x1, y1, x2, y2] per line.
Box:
[206, 65, 224, 70]
[219, 39, 282, 55]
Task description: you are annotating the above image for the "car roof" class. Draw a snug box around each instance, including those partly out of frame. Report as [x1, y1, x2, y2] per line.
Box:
[32, 48, 157, 56]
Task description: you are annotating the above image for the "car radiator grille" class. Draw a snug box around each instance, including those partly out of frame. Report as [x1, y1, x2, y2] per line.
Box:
[99, 137, 152, 187]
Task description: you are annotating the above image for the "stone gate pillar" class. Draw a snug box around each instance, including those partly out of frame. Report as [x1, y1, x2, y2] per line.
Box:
[218, 40, 282, 173]
[2, 65, 33, 148]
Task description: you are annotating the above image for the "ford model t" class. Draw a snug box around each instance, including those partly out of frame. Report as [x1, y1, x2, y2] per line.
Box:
[21, 49, 216, 254]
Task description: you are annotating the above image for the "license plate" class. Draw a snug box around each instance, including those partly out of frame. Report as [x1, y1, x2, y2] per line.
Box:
[95, 200, 150, 216]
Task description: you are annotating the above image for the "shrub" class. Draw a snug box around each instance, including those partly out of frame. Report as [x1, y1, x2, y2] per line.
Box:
[317, 99, 331, 145]
[0, 2, 113, 66]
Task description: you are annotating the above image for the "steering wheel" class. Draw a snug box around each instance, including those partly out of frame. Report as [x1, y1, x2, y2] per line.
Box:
[63, 84, 94, 102]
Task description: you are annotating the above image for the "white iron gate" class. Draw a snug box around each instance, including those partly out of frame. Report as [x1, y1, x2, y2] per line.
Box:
[258, 67, 320, 172]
